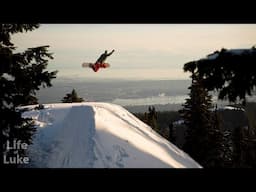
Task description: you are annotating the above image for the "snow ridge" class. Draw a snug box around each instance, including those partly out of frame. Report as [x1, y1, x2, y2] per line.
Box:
[22, 102, 201, 168]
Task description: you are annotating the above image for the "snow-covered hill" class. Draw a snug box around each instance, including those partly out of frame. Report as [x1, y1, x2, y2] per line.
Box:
[21, 102, 201, 168]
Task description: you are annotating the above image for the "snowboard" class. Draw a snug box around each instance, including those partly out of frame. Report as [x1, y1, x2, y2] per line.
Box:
[82, 62, 110, 68]
[82, 62, 110, 72]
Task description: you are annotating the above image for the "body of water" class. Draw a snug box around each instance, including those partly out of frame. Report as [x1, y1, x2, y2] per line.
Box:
[36, 78, 256, 112]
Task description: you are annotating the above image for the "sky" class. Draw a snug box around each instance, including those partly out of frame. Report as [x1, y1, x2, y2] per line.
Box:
[12, 24, 256, 80]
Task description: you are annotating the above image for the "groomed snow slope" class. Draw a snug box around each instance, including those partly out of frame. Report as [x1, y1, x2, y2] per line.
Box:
[21, 102, 201, 168]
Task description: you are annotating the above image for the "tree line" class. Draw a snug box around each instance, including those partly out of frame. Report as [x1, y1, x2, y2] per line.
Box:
[181, 47, 256, 167]
[138, 48, 256, 168]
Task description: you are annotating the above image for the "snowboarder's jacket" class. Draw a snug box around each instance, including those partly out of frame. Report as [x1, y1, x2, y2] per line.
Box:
[96, 50, 115, 63]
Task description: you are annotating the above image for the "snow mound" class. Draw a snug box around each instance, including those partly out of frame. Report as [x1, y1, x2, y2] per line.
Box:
[21, 102, 201, 168]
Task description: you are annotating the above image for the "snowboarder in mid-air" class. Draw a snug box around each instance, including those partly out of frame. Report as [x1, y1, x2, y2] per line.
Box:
[91, 49, 115, 72]
[96, 49, 115, 63]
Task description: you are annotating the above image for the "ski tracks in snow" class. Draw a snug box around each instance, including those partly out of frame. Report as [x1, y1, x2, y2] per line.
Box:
[47, 106, 96, 168]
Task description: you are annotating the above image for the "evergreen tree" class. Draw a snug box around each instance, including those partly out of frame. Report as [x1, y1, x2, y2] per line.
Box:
[244, 102, 256, 167]
[207, 105, 232, 167]
[183, 47, 256, 167]
[147, 106, 158, 130]
[62, 89, 84, 103]
[168, 123, 176, 143]
[233, 125, 256, 168]
[179, 73, 213, 166]
[232, 126, 243, 167]
[180, 74, 233, 167]
[183, 47, 256, 105]
[1, 24, 58, 167]
[142, 106, 158, 131]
